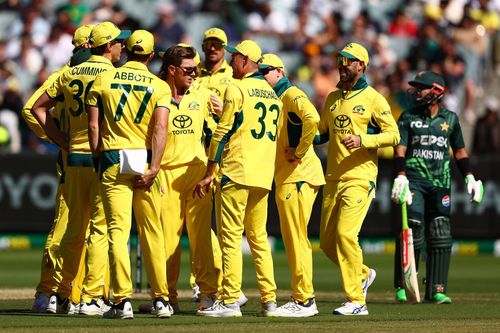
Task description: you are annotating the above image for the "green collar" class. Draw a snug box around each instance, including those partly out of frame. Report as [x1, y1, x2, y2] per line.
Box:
[247, 71, 265, 80]
[273, 77, 292, 97]
[352, 74, 368, 90]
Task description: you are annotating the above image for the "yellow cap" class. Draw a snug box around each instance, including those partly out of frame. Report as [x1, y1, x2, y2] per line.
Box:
[126, 30, 154, 55]
[259, 53, 285, 70]
[73, 24, 95, 47]
[203, 28, 228, 45]
[177, 43, 200, 65]
[89, 21, 131, 48]
[334, 42, 369, 65]
[224, 40, 262, 63]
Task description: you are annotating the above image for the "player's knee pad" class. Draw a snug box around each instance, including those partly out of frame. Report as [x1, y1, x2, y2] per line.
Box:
[428, 216, 452, 248]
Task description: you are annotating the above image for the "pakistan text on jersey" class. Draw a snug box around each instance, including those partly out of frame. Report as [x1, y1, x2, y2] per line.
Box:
[412, 149, 444, 160]
[247, 88, 278, 100]
[71, 66, 107, 76]
[113, 71, 154, 84]
[172, 129, 195, 135]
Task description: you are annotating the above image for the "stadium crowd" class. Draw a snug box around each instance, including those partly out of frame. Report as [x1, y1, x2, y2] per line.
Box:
[1, 0, 500, 155]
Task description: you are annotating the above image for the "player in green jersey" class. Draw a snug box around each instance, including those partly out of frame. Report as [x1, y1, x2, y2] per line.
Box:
[391, 71, 484, 304]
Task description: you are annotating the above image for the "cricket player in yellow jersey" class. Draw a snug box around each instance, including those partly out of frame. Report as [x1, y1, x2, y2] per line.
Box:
[23, 25, 94, 313]
[31, 21, 129, 315]
[195, 40, 282, 318]
[155, 45, 219, 312]
[259, 54, 325, 317]
[197, 28, 233, 102]
[87, 30, 172, 319]
[315, 43, 400, 315]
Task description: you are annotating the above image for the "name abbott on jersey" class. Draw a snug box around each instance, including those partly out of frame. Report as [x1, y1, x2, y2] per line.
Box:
[113, 71, 154, 84]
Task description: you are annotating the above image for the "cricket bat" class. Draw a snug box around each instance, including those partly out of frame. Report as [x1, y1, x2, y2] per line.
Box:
[401, 202, 421, 304]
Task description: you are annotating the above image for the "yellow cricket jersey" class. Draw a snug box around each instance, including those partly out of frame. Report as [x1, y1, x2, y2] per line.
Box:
[22, 65, 69, 141]
[197, 60, 233, 100]
[317, 76, 399, 182]
[86, 61, 171, 151]
[207, 72, 282, 190]
[161, 87, 216, 168]
[46, 55, 115, 153]
[273, 78, 325, 186]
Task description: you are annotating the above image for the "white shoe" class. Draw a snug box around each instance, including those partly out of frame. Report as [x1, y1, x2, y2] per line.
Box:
[333, 301, 368, 316]
[104, 299, 134, 319]
[199, 294, 215, 311]
[197, 300, 242, 317]
[46, 294, 69, 314]
[362, 269, 377, 300]
[67, 302, 80, 315]
[79, 299, 110, 316]
[237, 292, 248, 307]
[192, 283, 200, 302]
[32, 293, 49, 313]
[259, 301, 279, 317]
[154, 298, 173, 318]
[138, 302, 154, 314]
[276, 298, 318, 317]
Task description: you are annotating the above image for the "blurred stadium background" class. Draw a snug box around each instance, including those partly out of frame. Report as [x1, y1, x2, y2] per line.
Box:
[0, 0, 499, 254]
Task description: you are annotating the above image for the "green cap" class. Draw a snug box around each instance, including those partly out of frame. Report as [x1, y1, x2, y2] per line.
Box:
[409, 71, 445, 88]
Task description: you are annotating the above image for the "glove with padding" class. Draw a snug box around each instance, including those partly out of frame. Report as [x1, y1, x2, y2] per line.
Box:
[391, 175, 412, 205]
[465, 174, 484, 204]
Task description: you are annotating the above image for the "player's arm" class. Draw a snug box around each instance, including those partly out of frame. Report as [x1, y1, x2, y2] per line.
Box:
[391, 112, 411, 205]
[357, 95, 400, 149]
[136, 105, 169, 190]
[87, 105, 102, 157]
[450, 114, 483, 203]
[194, 84, 242, 198]
[313, 92, 331, 145]
[288, 92, 320, 162]
[31, 92, 68, 150]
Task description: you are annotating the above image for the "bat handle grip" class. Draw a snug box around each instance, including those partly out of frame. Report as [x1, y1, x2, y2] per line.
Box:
[401, 202, 409, 230]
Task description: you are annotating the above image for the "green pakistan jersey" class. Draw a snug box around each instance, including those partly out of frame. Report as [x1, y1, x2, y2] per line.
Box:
[398, 106, 465, 188]
[207, 71, 282, 190]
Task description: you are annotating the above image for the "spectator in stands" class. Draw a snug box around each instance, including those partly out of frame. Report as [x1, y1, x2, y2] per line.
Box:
[56, 0, 92, 28]
[152, 3, 189, 51]
[473, 97, 500, 155]
[388, 8, 418, 38]
[41, 24, 73, 71]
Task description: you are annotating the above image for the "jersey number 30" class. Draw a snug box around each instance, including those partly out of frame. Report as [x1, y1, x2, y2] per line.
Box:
[111, 83, 153, 123]
[251, 102, 279, 141]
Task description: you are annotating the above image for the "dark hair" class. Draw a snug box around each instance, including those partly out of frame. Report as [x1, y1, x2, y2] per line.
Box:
[158, 45, 196, 80]
[90, 44, 107, 55]
[126, 47, 151, 62]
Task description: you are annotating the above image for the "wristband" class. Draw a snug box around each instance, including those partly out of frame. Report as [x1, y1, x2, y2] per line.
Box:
[394, 156, 406, 173]
[456, 157, 472, 178]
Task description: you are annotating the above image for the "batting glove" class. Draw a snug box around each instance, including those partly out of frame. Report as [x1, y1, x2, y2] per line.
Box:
[391, 175, 412, 205]
[465, 174, 484, 204]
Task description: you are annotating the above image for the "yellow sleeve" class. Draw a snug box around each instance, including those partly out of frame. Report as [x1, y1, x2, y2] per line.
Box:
[86, 73, 103, 107]
[155, 82, 172, 109]
[359, 94, 400, 149]
[207, 83, 243, 162]
[22, 66, 68, 141]
[292, 90, 320, 158]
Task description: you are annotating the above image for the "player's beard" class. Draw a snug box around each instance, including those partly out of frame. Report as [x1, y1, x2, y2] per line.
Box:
[337, 66, 358, 90]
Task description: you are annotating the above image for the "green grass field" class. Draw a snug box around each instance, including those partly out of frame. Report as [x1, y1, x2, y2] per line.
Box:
[1, 249, 500, 332]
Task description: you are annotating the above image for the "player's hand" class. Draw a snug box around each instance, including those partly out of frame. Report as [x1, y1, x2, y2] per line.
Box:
[193, 175, 212, 198]
[135, 167, 159, 191]
[391, 175, 412, 205]
[285, 147, 301, 164]
[465, 174, 484, 204]
[341, 135, 361, 150]
[210, 95, 223, 118]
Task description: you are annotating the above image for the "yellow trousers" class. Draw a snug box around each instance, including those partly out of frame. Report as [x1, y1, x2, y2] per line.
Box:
[160, 164, 218, 303]
[320, 180, 373, 304]
[276, 182, 318, 303]
[101, 162, 168, 303]
[52, 164, 106, 300]
[216, 179, 277, 304]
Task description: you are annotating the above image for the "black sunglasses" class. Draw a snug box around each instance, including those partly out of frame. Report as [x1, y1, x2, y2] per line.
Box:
[177, 66, 197, 75]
